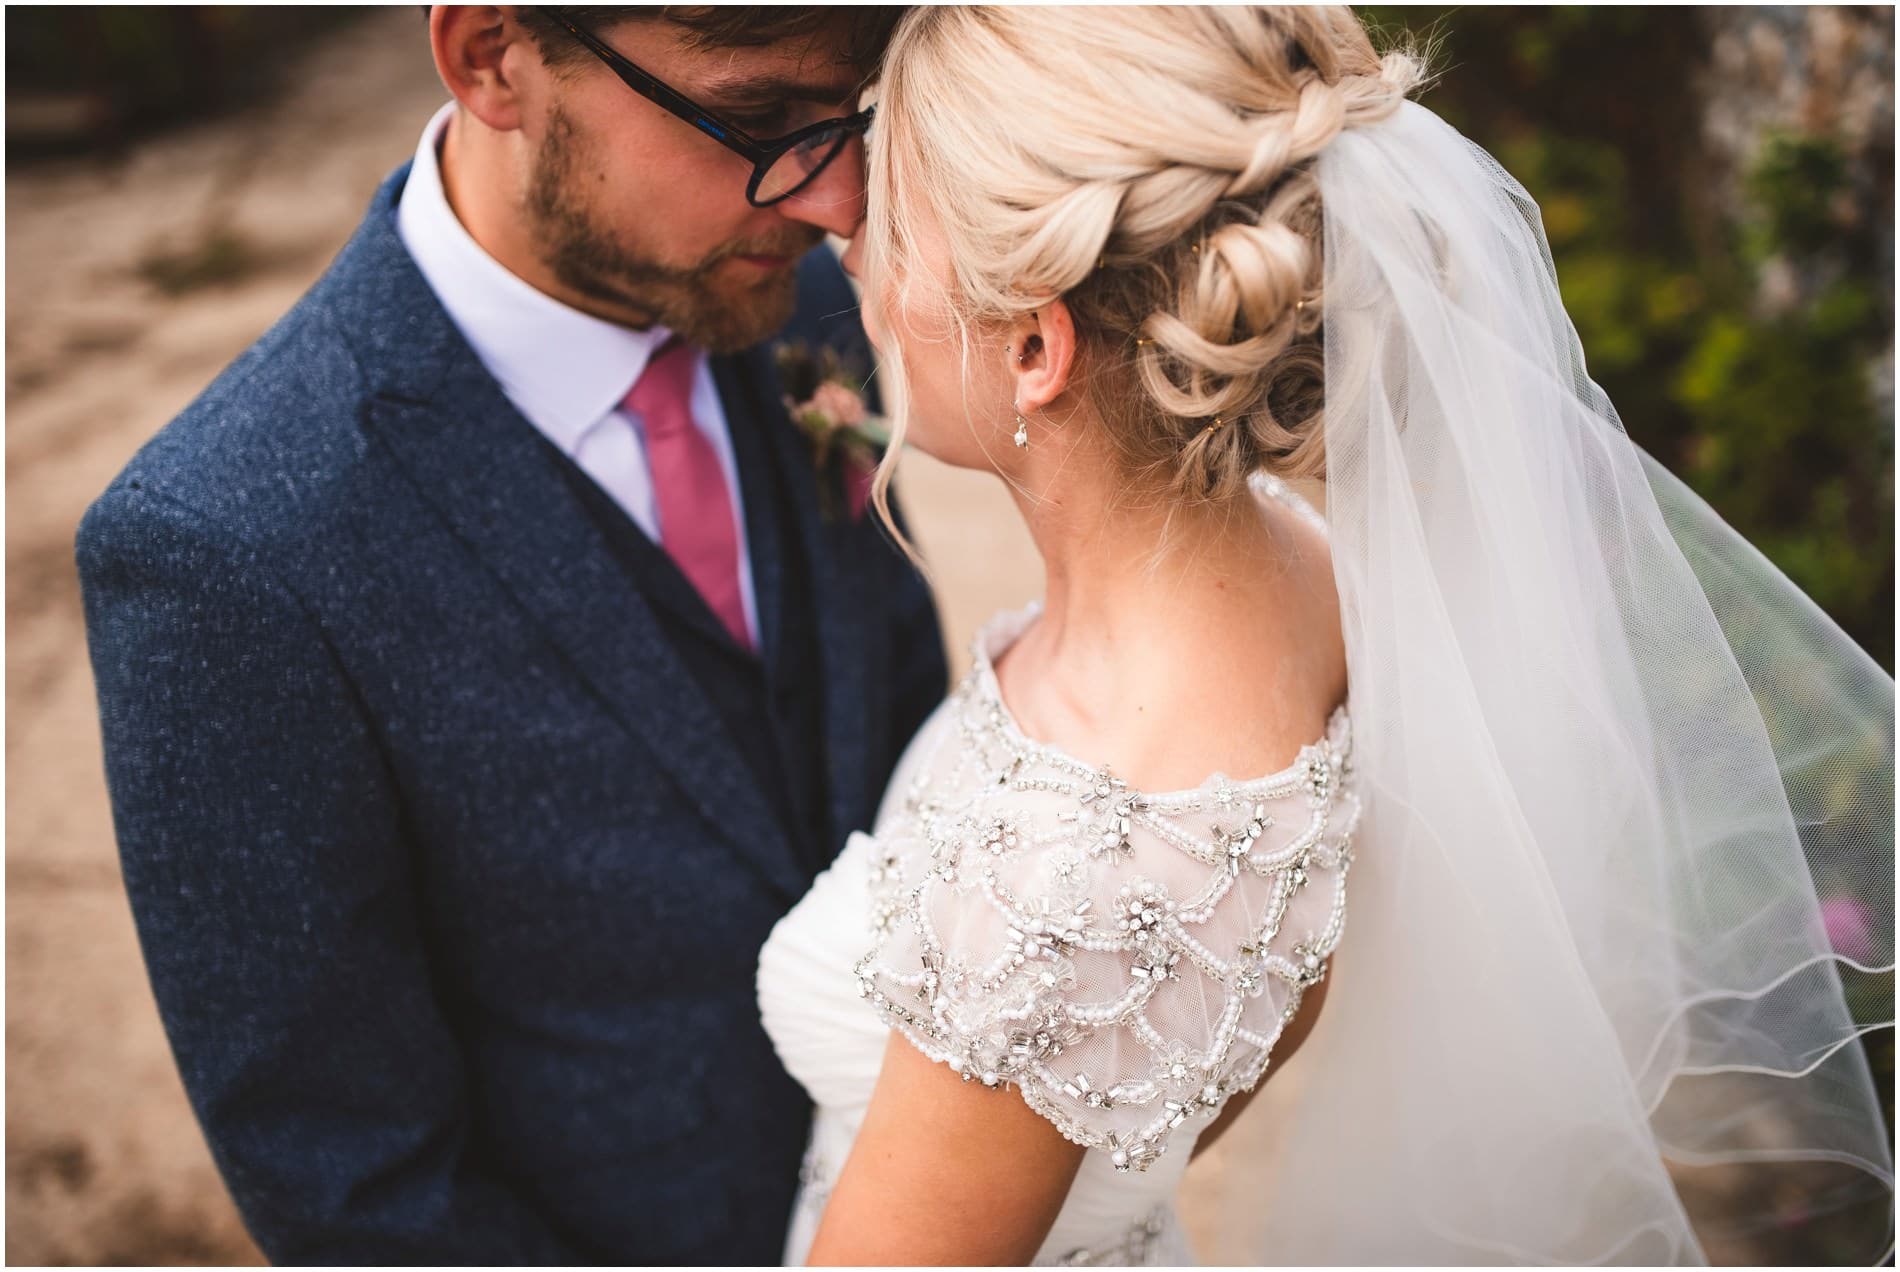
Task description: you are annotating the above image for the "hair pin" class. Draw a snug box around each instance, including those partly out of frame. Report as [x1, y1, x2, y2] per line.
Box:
[1203, 415, 1229, 435]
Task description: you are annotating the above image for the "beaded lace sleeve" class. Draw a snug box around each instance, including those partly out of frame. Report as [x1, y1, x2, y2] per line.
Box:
[853, 666, 1360, 1174]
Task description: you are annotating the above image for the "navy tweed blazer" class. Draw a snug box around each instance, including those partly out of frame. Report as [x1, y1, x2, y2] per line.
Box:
[76, 162, 948, 1265]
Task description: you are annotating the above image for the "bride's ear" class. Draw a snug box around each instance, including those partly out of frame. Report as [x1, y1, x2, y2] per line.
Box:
[432, 6, 529, 132]
[1008, 301, 1077, 414]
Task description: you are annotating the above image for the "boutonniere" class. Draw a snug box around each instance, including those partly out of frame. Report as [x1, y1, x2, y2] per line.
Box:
[774, 340, 892, 524]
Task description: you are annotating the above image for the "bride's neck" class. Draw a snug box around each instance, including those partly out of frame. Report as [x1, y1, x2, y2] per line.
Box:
[1001, 455, 1298, 735]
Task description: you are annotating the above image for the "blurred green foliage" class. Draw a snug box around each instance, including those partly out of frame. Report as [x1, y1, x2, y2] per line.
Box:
[1360, 6, 1894, 674]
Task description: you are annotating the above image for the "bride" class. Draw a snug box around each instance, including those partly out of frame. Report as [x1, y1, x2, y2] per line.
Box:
[756, 6, 1895, 1265]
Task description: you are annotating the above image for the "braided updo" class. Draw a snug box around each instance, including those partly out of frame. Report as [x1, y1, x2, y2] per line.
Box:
[862, 6, 1424, 514]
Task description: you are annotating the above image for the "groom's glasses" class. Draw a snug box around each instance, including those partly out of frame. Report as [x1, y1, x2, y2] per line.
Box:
[536, 7, 875, 209]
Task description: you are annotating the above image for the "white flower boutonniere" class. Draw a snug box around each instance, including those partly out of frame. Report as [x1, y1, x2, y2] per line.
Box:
[774, 340, 891, 524]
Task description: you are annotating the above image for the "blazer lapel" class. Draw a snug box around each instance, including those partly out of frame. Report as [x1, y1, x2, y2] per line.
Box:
[339, 194, 808, 902]
[729, 343, 874, 850]
[713, 355, 788, 675]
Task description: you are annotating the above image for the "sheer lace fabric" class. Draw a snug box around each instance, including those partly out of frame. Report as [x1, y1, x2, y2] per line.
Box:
[854, 606, 1356, 1172]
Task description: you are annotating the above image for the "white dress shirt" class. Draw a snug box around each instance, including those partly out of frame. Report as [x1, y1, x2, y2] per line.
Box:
[395, 101, 758, 647]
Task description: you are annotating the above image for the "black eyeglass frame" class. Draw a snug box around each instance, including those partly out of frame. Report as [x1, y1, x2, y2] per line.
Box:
[535, 6, 875, 208]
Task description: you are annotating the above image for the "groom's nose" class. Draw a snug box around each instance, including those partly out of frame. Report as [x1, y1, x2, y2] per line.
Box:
[773, 135, 867, 239]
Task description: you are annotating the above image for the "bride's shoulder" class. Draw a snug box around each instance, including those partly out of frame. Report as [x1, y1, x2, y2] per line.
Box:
[869, 608, 1358, 896]
[991, 580, 1343, 800]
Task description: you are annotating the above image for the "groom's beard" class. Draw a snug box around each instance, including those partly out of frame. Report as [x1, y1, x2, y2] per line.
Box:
[527, 106, 822, 353]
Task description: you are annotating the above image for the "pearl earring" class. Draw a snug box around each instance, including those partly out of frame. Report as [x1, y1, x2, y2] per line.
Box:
[1013, 404, 1029, 449]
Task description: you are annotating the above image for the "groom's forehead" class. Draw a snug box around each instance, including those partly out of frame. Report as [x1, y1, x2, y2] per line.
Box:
[639, 22, 866, 104]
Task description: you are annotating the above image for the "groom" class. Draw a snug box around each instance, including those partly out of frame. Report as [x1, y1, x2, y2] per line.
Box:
[76, 6, 942, 1264]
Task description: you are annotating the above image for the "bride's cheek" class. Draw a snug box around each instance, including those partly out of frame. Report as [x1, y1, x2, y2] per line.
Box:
[861, 301, 887, 353]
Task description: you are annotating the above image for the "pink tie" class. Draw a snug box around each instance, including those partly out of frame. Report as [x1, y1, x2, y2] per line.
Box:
[622, 337, 754, 652]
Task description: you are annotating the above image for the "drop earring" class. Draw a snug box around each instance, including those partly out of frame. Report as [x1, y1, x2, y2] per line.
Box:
[1009, 342, 1032, 447]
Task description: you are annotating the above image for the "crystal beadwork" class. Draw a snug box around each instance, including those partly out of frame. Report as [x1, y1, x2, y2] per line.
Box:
[1051, 1204, 1175, 1265]
[852, 606, 1360, 1179]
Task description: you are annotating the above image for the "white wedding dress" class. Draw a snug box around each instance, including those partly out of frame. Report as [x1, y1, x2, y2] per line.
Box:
[757, 477, 1362, 1266]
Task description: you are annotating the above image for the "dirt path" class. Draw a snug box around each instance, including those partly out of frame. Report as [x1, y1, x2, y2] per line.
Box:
[4, 11, 1039, 1263]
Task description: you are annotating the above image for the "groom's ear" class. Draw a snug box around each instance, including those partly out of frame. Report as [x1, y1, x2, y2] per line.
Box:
[431, 5, 532, 132]
[1010, 301, 1078, 416]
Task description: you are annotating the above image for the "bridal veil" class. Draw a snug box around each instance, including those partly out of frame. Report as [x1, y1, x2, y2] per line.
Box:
[1183, 96, 1895, 1265]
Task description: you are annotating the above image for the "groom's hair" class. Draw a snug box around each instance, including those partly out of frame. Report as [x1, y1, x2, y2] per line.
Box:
[517, 7, 909, 79]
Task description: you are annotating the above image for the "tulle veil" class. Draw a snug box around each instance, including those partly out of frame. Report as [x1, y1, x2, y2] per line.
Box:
[1180, 97, 1895, 1265]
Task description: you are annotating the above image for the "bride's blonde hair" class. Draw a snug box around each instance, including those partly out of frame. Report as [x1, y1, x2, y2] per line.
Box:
[861, 6, 1425, 544]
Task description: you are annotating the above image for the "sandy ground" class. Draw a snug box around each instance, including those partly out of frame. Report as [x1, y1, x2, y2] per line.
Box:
[5, 11, 1042, 1263]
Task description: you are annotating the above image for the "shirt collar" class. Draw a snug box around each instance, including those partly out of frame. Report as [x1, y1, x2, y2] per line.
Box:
[395, 101, 673, 454]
